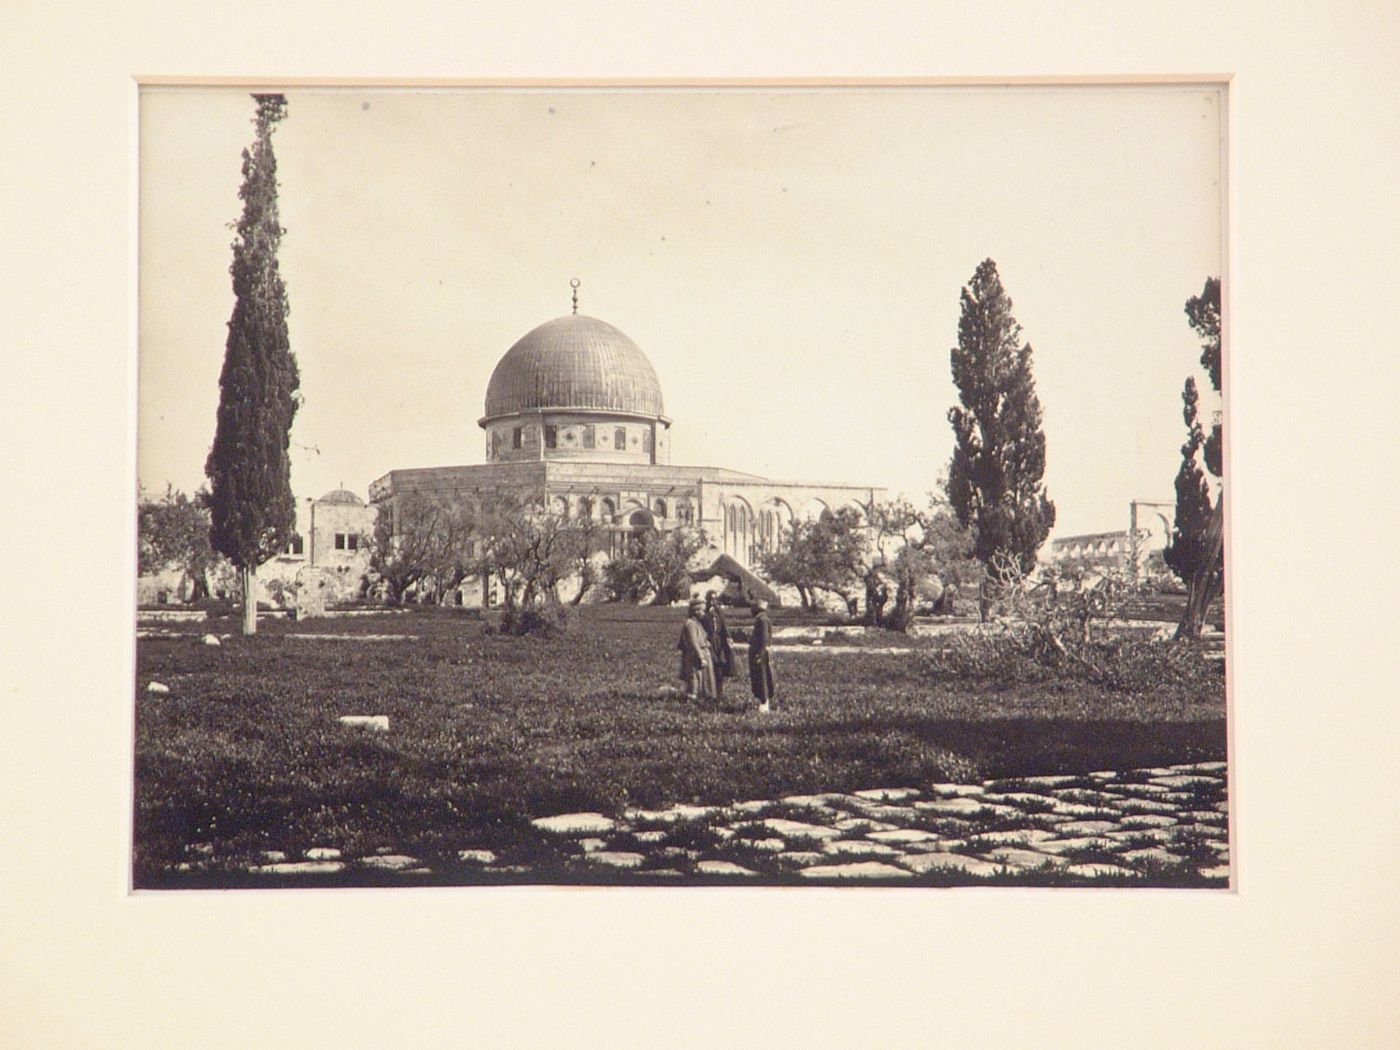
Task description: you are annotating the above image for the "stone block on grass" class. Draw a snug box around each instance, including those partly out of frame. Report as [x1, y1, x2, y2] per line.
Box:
[361, 854, 418, 871]
[899, 852, 1002, 877]
[338, 715, 389, 732]
[305, 847, 341, 860]
[254, 861, 346, 875]
[799, 861, 912, 880]
[147, 681, 170, 694]
[761, 818, 843, 841]
[586, 851, 646, 869]
[532, 812, 617, 835]
[822, 839, 901, 858]
[695, 860, 757, 876]
[457, 850, 497, 865]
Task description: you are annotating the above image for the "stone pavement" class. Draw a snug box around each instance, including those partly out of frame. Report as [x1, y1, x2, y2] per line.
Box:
[219, 761, 1229, 887]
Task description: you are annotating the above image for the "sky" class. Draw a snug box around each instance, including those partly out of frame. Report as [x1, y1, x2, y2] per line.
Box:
[138, 85, 1224, 539]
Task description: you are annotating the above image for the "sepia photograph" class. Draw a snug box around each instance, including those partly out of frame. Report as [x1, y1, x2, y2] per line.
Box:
[134, 83, 1230, 890]
[9, 1, 1400, 1046]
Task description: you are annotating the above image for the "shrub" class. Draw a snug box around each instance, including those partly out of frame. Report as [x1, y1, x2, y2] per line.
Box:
[500, 604, 576, 637]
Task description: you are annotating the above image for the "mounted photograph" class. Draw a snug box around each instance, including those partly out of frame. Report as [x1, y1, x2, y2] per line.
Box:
[134, 82, 1228, 889]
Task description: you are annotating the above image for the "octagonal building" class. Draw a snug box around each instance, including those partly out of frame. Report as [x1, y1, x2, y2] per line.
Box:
[369, 293, 881, 604]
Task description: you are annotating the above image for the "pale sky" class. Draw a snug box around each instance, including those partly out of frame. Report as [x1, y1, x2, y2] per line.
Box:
[138, 85, 1223, 539]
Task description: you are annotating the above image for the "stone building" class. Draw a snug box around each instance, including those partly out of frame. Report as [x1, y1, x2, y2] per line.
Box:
[370, 294, 881, 605]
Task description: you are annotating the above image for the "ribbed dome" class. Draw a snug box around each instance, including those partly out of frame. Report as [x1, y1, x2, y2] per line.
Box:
[482, 314, 665, 421]
[317, 488, 364, 506]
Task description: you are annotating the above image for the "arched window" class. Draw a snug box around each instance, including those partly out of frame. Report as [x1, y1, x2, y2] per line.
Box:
[551, 495, 568, 519]
[601, 497, 616, 523]
[577, 496, 593, 520]
[614, 426, 626, 449]
[654, 499, 667, 519]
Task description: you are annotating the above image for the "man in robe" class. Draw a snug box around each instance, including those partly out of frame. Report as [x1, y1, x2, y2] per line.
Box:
[748, 598, 778, 713]
[678, 597, 717, 704]
[702, 591, 735, 704]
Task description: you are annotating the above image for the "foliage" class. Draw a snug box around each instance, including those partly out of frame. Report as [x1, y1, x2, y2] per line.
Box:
[759, 507, 867, 611]
[473, 496, 590, 630]
[930, 561, 1220, 696]
[369, 493, 477, 606]
[856, 497, 979, 631]
[138, 486, 225, 601]
[204, 94, 299, 634]
[133, 604, 1224, 884]
[946, 258, 1056, 576]
[602, 526, 707, 605]
[1165, 276, 1225, 639]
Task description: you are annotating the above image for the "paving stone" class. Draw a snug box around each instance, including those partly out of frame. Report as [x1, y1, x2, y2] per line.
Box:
[1186, 810, 1227, 826]
[1199, 865, 1231, 880]
[904, 839, 966, 854]
[849, 803, 919, 822]
[361, 854, 418, 871]
[201, 633, 221, 647]
[1022, 775, 1081, 788]
[985, 847, 1061, 869]
[1056, 820, 1121, 836]
[799, 861, 913, 880]
[930, 783, 984, 797]
[1115, 782, 1173, 796]
[486, 865, 530, 874]
[669, 804, 723, 821]
[714, 827, 736, 841]
[457, 850, 497, 864]
[642, 869, 683, 877]
[587, 851, 645, 869]
[781, 793, 848, 809]
[981, 792, 1055, 807]
[254, 861, 346, 875]
[1064, 863, 1137, 879]
[147, 681, 170, 694]
[970, 828, 1059, 846]
[853, 787, 921, 802]
[761, 818, 843, 841]
[634, 830, 667, 844]
[916, 797, 985, 815]
[1117, 799, 1179, 815]
[866, 828, 940, 845]
[1162, 791, 1201, 804]
[899, 852, 1002, 877]
[1119, 814, 1178, 829]
[695, 860, 757, 876]
[822, 839, 902, 858]
[1213, 801, 1230, 814]
[579, 838, 608, 853]
[1121, 847, 1179, 865]
[260, 850, 288, 863]
[834, 817, 898, 834]
[777, 851, 827, 867]
[1150, 774, 1220, 789]
[1047, 801, 1107, 817]
[532, 812, 617, 835]
[305, 847, 341, 861]
[1107, 828, 1175, 846]
[1190, 762, 1228, 774]
[658, 847, 700, 861]
[743, 838, 787, 853]
[1035, 837, 1122, 855]
[731, 800, 772, 815]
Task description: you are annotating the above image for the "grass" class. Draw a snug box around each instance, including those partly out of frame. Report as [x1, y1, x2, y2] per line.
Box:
[132, 604, 1225, 886]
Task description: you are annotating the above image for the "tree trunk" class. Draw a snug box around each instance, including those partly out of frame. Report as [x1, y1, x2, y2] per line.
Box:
[240, 563, 258, 635]
[1175, 494, 1225, 641]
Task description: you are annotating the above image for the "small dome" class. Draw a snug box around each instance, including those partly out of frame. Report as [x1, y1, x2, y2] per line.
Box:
[482, 314, 665, 422]
[317, 488, 364, 506]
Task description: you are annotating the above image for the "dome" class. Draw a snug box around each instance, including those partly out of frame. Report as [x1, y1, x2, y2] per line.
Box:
[317, 488, 364, 506]
[481, 314, 666, 423]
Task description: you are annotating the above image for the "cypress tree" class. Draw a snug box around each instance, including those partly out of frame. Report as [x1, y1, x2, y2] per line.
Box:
[1166, 276, 1225, 639]
[205, 94, 299, 635]
[946, 259, 1056, 579]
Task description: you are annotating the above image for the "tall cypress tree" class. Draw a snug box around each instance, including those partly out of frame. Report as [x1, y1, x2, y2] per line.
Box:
[946, 259, 1056, 578]
[1165, 276, 1224, 639]
[205, 94, 299, 635]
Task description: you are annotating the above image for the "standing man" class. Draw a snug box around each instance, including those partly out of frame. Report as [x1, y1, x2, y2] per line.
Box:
[702, 591, 735, 705]
[748, 598, 778, 713]
[678, 597, 717, 705]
